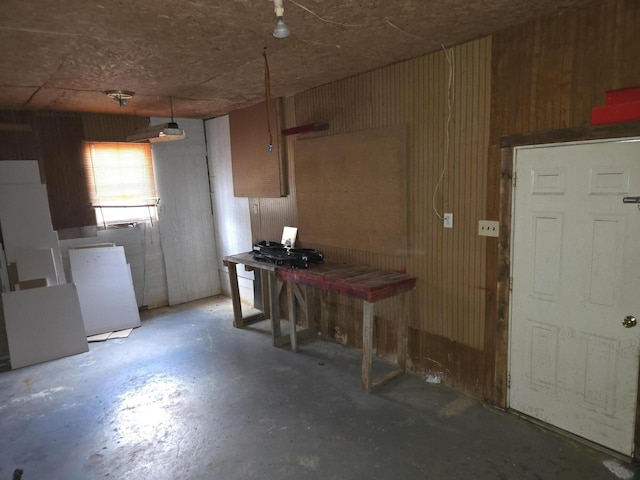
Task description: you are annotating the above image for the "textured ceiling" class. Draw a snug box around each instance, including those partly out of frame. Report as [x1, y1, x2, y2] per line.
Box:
[0, 0, 592, 119]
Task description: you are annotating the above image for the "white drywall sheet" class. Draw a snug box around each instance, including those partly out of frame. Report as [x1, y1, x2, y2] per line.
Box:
[0, 185, 67, 283]
[2, 284, 88, 369]
[0, 160, 41, 184]
[16, 248, 58, 285]
[69, 246, 141, 336]
[0, 184, 53, 262]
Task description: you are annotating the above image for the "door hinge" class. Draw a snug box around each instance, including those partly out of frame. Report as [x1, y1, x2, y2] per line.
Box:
[509, 277, 513, 292]
[513, 171, 517, 188]
[507, 373, 511, 389]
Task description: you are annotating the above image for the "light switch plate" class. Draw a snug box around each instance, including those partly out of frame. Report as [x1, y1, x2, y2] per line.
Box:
[478, 220, 499, 237]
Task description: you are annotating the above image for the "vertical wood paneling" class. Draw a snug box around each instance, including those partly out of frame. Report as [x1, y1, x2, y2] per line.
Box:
[81, 113, 148, 142]
[0, 111, 38, 161]
[32, 112, 92, 230]
[293, 37, 492, 364]
[492, 0, 640, 143]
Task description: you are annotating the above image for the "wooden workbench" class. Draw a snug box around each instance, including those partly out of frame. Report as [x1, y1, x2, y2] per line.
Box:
[223, 252, 416, 392]
[222, 252, 291, 347]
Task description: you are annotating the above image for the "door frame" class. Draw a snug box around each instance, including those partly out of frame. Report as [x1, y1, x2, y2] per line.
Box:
[487, 120, 640, 458]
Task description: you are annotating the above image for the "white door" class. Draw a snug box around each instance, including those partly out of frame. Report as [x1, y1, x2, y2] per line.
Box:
[509, 139, 640, 455]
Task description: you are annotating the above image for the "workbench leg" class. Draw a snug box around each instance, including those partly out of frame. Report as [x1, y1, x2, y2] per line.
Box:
[268, 270, 282, 345]
[227, 262, 243, 328]
[287, 282, 297, 352]
[362, 301, 375, 392]
[320, 290, 330, 340]
[397, 293, 409, 370]
[260, 270, 270, 317]
[303, 286, 315, 332]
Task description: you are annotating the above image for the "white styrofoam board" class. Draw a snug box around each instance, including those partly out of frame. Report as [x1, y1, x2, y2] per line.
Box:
[16, 248, 58, 284]
[0, 161, 41, 184]
[51, 232, 67, 284]
[0, 243, 10, 293]
[69, 246, 141, 336]
[0, 184, 54, 262]
[2, 284, 89, 369]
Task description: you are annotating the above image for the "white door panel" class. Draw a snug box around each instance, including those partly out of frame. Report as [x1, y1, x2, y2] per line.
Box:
[510, 139, 640, 455]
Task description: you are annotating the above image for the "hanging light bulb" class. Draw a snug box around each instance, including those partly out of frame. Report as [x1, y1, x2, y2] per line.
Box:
[273, 0, 290, 39]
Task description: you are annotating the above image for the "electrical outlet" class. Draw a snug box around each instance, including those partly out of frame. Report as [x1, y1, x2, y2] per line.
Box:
[478, 220, 499, 237]
[444, 213, 453, 229]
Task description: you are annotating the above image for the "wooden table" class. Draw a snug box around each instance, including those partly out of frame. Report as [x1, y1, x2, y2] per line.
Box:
[277, 262, 416, 392]
[223, 252, 291, 347]
[223, 252, 416, 392]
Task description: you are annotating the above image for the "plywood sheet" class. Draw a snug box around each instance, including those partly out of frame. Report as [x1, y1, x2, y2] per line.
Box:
[294, 127, 407, 255]
[2, 284, 88, 369]
[229, 100, 284, 198]
[69, 246, 141, 336]
[0, 160, 40, 184]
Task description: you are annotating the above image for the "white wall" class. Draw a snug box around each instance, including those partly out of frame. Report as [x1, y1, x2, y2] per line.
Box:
[205, 116, 254, 305]
[152, 117, 221, 305]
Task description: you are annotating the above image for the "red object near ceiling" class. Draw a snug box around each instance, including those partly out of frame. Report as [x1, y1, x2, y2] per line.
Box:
[592, 87, 640, 125]
[281, 123, 329, 136]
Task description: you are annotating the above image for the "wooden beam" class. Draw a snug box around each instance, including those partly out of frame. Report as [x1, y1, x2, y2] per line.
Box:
[500, 121, 640, 148]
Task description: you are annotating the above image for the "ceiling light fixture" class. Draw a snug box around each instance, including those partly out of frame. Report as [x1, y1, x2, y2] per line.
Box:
[105, 89, 135, 107]
[273, 0, 290, 39]
[126, 96, 187, 143]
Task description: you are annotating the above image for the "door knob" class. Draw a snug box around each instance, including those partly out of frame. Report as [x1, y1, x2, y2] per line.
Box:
[623, 316, 637, 328]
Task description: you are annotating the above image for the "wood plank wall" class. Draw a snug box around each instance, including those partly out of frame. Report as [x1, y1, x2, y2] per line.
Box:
[289, 38, 492, 397]
[0, 111, 148, 231]
[486, 0, 640, 405]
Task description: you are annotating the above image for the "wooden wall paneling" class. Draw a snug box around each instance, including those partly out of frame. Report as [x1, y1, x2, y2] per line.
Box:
[0, 111, 37, 161]
[81, 114, 148, 142]
[492, 0, 640, 141]
[32, 112, 94, 230]
[291, 37, 492, 377]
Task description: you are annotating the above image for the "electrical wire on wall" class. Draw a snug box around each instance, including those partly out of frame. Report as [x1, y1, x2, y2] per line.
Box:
[432, 45, 455, 221]
[263, 46, 274, 153]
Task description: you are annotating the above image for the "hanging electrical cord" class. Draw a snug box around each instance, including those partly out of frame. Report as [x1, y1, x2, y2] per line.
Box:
[263, 46, 274, 153]
[432, 44, 455, 221]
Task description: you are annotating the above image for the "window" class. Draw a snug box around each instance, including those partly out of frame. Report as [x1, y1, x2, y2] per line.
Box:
[83, 141, 158, 227]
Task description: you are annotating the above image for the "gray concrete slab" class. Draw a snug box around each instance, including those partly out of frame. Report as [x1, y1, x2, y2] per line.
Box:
[0, 296, 636, 479]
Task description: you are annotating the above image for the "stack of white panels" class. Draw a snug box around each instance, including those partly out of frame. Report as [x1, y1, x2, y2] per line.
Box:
[2, 283, 88, 369]
[69, 246, 141, 336]
[0, 184, 66, 283]
[0, 160, 82, 368]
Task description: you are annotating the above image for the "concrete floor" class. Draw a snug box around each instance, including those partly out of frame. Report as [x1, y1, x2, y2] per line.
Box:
[0, 295, 636, 479]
